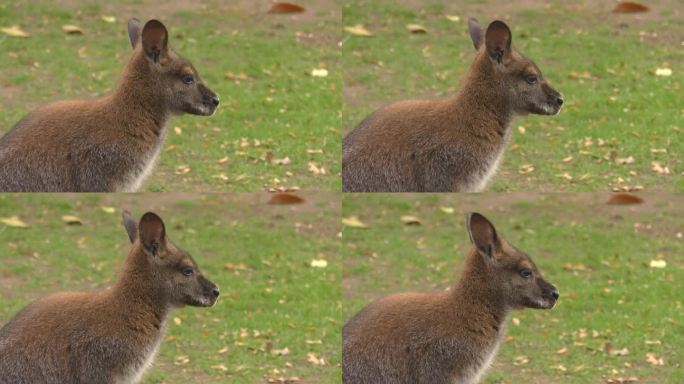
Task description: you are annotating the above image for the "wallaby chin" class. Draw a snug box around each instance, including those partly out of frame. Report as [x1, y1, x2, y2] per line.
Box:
[0, 18, 218, 192]
[342, 17, 562, 192]
[0, 211, 219, 384]
[343, 212, 558, 384]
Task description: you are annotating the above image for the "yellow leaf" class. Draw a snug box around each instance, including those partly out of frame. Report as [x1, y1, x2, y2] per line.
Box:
[101, 16, 116, 23]
[311, 68, 328, 77]
[445, 15, 461, 22]
[405, 24, 427, 34]
[345, 24, 373, 37]
[310, 259, 327, 268]
[1, 26, 30, 38]
[61, 215, 82, 225]
[400, 215, 421, 225]
[654, 68, 672, 77]
[101, 206, 116, 214]
[0, 216, 30, 228]
[649, 260, 666, 268]
[439, 206, 454, 214]
[342, 216, 368, 228]
[62, 25, 83, 35]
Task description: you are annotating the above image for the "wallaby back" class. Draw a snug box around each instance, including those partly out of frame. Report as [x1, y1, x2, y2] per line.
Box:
[342, 213, 559, 384]
[0, 211, 219, 384]
[342, 18, 563, 192]
[0, 18, 219, 192]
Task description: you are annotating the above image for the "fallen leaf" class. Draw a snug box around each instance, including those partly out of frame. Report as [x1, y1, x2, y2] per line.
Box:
[217, 346, 229, 354]
[405, 24, 427, 34]
[1, 26, 30, 38]
[268, 2, 305, 14]
[518, 126, 526, 134]
[512, 317, 520, 326]
[271, 157, 291, 165]
[311, 68, 328, 77]
[645, 353, 664, 366]
[610, 347, 630, 356]
[615, 156, 635, 165]
[61, 215, 82, 225]
[62, 25, 83, 35]
[607, 377, 638, 384]
[0, 216, 30, 228]
[562, 156, 573, 163]
[613, 2, 649, 13]
[345, 24, 373, 37]
[268, 193, 305, 205]
[310, 259, 327, 268]
[400, 215, 421, 225]
[101, 16, 116, 23]
[649, 260, 666, 268]
[173, 317, 182, 325]
[651, 161, 670, 175]
[342, 216, 368, 228]
[307, 352, 326, 365]
[556, 347, 568, 355]
[174, 355, 190, 365]
[175, 165, 191, 175]
[439, 207, 454, 214]
[655, 68, 672, 77]
[217, 156, 229, 164]
[271, 347, 290, 356]
[174, 126, 182, 135]
[445, 15, 460, 22]
[607, 193, 644, 205]
[307, 162, 326, 175]
[519, 164, 535, 174]
[101, 206, 116, 214]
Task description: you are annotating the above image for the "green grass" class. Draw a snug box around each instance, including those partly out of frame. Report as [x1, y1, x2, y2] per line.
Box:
[342, 193, 684, 383]
[342, 0, 684, 192]
[0, 193, 341, 383]
[0, 0, 340, 192]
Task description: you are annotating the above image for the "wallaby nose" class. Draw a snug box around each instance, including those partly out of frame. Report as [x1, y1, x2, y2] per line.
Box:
[551, 289, 560, 300]
[211, 287, 220, 298]
[556, 96, 564, 106]
[210, 96, 219, 107]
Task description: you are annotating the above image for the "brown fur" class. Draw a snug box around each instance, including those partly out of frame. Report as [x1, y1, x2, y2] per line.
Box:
[343, 213, 559, 384]
[343, 18, 563, 192]
[0, 19, 219, 192]
[0, 211, 219, 384]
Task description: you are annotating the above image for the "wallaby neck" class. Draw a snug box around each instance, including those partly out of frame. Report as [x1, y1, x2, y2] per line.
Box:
[449, 249, 509, 332]
[110, 52, 170, 132]
[112, 248, 170, 331]
[450, 54, 515, 136]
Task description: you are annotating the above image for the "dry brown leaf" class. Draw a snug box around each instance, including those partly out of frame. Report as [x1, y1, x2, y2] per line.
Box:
[615, 156, 635, 165]
[61, 215, 82, 225]
[0, 216, 30, 228]
[271, 347, 290, 356]
[268, 2, 306, 14]
[613, 2, 649, 13]
[1, 26, 30, 38]
[268, 193, 305, 205]
[62, 25, 83, 35]
[645, 353, 664, 366]
[607, 378, 638, 384]
[306, 352, 326, 365]
[342, 216, 368, 228]
[518, 164, 535, 174]
[651, 161, 670, 175]
[345, 24, 373, 37]
[607, 193, 644, 205]
[175, 165, 191, 175]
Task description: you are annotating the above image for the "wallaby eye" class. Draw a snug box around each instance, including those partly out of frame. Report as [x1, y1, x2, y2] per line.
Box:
[525, 75, 538, 85]
[181, 267, 194, 277]
[181, 75, 194, 85]
[519, 269, 533, 278]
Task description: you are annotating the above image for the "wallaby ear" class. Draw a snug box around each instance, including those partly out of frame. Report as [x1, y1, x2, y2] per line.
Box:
[466, 212, 500, 260]
[468, 17, 484, 50]
[138, 212, 166, 256]
[141, 19, 168, 63]
[484, 20, 512, 64]
[127, 18, 142, 49]
[122, 210, 138, 243]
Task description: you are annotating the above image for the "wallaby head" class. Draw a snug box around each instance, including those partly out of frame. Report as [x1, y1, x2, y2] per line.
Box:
[126, 18, 219, 117]
[466, 212, 559, 310]
[468, 18, 563, 116]
[122, 210, 220, 308]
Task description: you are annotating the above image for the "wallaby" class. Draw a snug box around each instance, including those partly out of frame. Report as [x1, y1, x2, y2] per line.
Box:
[343, 212, 559, 384]
[0, 211, 219, 384]
[342, 18, 563, 192]
[0, 18, 219, 192]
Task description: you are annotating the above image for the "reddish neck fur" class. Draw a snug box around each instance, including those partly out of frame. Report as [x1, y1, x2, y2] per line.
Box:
[449, 52, 514, 135]
[449, 248, 508, 331]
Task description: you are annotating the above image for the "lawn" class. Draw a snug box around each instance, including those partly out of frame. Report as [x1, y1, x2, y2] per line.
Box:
[0, 193, 341, 383]
[342, 193, 684, 383]
[0, 0, 340, 192]
[342, 0, 683, 192]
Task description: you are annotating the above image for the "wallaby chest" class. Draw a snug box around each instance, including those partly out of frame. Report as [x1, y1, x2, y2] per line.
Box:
[114, 128, 167, 192]
[113, 321, 166, 384]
